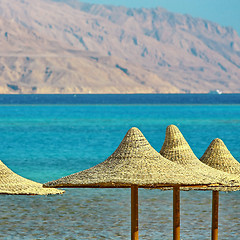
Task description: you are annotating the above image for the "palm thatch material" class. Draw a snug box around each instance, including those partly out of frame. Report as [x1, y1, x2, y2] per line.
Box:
[159, 125, 240, 191]
[200, 138, 240, 176]
[0, 160, 64, 195]
[45, 127, 239, 188]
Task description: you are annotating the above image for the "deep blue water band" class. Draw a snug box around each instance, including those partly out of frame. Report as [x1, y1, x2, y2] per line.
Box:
[0, 93, 240, 105]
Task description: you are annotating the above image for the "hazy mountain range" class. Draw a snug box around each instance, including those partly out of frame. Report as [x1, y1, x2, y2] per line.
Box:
[0, 0, 239, 93]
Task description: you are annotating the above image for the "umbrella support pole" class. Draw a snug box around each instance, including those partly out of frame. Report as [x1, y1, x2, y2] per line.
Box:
[211, 191, 219, 240]
[131, 185, 138, 240]
[173, 186, 180, 240]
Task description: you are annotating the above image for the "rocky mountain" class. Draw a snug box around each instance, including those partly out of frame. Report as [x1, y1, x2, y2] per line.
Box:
[0, 0, 239, 93]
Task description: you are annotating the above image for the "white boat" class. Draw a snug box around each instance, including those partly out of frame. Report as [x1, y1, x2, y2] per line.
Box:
[209, 89, 222, 94]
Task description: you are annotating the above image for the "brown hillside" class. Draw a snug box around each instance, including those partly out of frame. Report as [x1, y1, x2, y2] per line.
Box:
[0, 0, 239, 93]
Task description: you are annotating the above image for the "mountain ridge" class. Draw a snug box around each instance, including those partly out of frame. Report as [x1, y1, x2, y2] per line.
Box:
[0, 0, 239, 93]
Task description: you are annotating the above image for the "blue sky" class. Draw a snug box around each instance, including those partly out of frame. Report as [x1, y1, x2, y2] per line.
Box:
[80, 0, 240, 35]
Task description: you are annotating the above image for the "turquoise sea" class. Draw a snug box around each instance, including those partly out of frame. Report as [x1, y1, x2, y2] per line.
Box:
[0, 94, 239, 240]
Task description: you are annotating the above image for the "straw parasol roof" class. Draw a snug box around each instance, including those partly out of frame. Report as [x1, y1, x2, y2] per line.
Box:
[44, 127, 238, 189]
[200, 138, 240, 176]
[0, 160, 64, 195]
[159, 125, 240, 190]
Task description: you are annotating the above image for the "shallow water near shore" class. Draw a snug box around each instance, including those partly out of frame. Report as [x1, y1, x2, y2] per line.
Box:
[0, 190, 239, 239]
[0, 95, 240, 239]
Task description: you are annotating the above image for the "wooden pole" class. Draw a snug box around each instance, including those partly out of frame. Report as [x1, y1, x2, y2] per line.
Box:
[173, 186, 180, 240]
[211, 191, 219, 240]
[131, 185, 138, 240]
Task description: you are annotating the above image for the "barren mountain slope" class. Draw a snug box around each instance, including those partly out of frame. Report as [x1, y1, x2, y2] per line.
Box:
[0, 0, 239, 93]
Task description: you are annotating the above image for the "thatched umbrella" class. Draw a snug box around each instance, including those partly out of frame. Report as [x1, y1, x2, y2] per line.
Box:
[200, 138, 240, 239]
[44, 127, 238, 240]
[0, 160, 64, 195]
[159, 125, 239, 180]
[200, 138, 240, 176]
[160, 125, 240, 240]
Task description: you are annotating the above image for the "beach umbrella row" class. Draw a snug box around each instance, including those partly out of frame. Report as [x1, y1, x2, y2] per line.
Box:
[1, 125, 239, 239]
[44, 126, 240, 240]
[44, 127, 236, 188]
